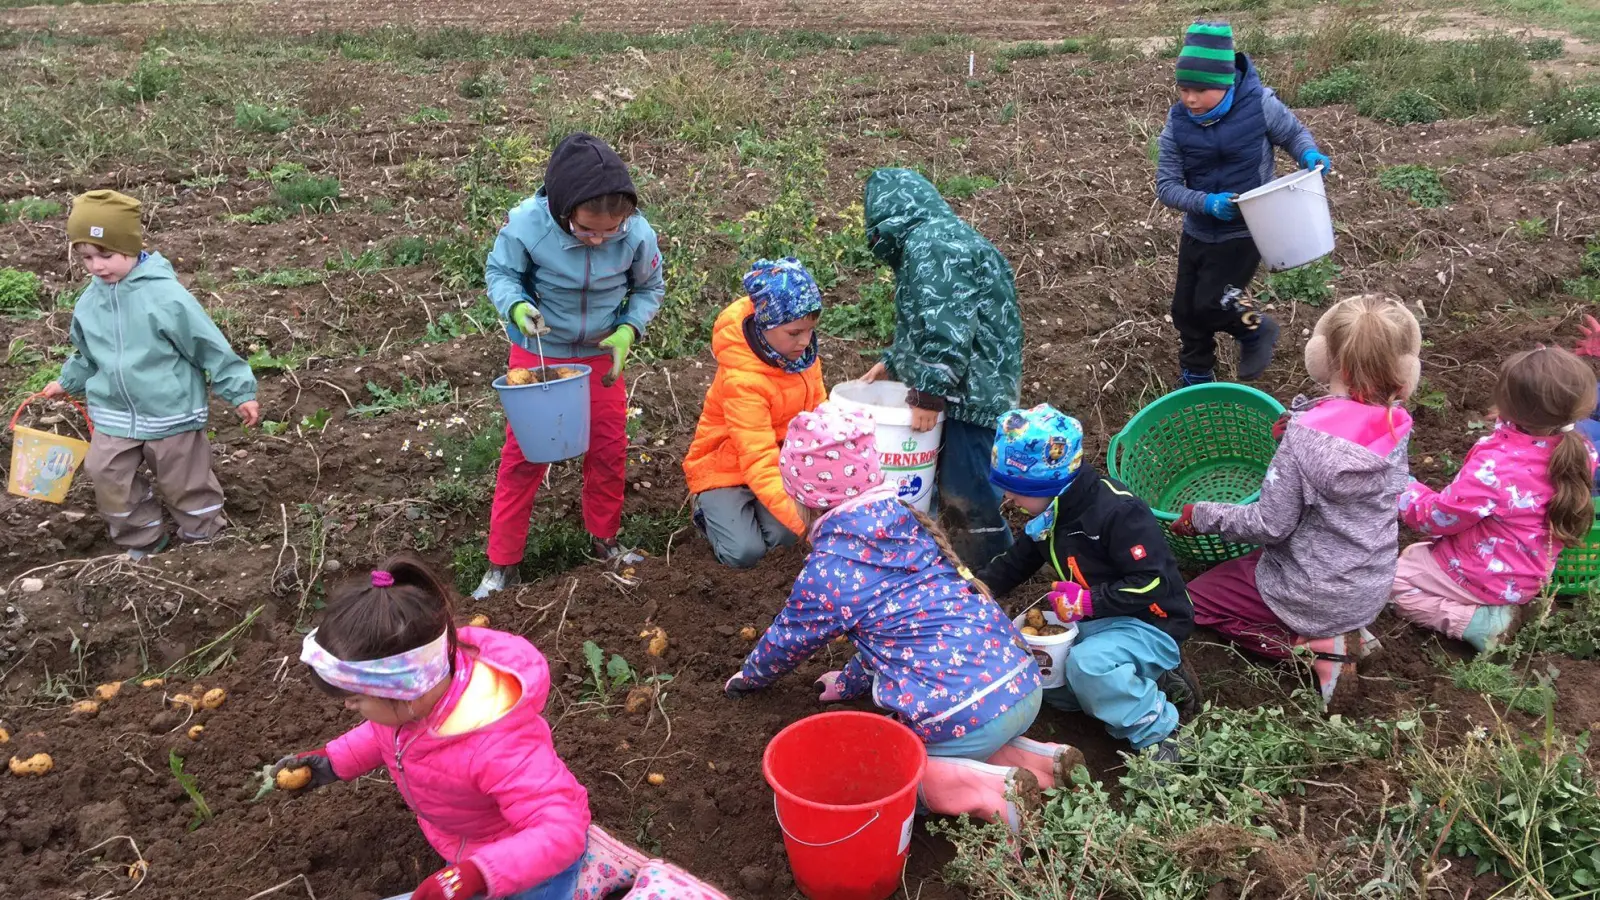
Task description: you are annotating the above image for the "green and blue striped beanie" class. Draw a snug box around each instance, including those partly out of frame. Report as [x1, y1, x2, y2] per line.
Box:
[1175, 21, 1236, 89]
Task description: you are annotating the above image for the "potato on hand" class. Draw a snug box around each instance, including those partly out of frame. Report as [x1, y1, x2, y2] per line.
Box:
[274, 766, 313, 791]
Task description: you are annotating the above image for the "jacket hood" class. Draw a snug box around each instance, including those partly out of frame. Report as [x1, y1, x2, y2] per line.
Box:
[542, 132, 637, 232]
[864, 168, 955, 264]
[710, 297, 766, 373]
[107, 251, 177, 289]
[1288, 397, 1412, 497]
[427, 627, 551, 737]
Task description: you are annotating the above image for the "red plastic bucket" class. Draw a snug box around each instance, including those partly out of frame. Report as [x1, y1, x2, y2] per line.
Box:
[762, 711, 927, 900]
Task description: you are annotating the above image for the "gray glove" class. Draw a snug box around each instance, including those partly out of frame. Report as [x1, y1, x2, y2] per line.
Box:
[271, 751, 340, 790]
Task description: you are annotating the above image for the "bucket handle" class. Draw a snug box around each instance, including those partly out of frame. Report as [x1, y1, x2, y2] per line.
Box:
[533, 331, 552, 393]
[772, 796, 881, 848]
[10, 392, 93, 437]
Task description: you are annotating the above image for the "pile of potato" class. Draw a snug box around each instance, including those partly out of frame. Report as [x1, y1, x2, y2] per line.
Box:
[505, 366, 583, 386]
[1019, 608, 1071, 637]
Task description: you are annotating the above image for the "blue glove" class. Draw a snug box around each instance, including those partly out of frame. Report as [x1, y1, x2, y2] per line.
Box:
[1300, 150, 1332, 173]
[1202, 193, 1238, 221]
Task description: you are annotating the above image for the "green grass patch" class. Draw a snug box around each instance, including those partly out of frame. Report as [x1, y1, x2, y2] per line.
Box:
[0, 197, 62, 223]
[274, 173, 341, 211]
[1446, 656, 1557, 716]
[1378, 164, 1450, 207]
[1528, 80, 1600, 145]
[234, 101, 298, 134]
[1264, 258, 1339, 306]
[0, 268, 42, 314]
[353, 377, 452, 416]
[233, 266, 322, 288]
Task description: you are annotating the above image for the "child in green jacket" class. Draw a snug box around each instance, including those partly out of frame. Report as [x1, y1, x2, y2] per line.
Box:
[43, 190, 259, 559]
[859, 168, 1023, 570]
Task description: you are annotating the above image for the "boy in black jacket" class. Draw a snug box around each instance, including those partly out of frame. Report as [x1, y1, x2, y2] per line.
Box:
[979, 405, 1197, 759]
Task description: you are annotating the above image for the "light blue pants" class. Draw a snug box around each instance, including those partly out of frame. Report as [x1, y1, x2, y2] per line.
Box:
[926, 687, 1043, 760]
[1043, 618, 1180, 750]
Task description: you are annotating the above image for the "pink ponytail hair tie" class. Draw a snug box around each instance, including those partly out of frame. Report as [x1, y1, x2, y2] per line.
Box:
[371, 570, 395, 588]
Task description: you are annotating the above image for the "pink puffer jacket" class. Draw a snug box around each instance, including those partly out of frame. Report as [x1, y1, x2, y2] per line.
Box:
[1400, 421, 1597, 605]
[326, 627, 590, 897]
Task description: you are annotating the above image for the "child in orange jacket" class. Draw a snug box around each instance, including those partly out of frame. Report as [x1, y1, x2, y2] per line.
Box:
[683, 259, 825, 567]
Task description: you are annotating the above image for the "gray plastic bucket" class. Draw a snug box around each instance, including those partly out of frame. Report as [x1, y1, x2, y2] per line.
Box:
[493, 365, 591, 463]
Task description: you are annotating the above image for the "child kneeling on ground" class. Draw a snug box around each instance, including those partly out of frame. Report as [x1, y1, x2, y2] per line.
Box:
[683, 258, 826, 568]
[274, 557, 733, 900]
[1392, 347, 1598, 652]
[723, 405, 1081, 829]
[977, 405, 1197, 762]
[1157, 20, 1330, 386]
[1174, 294, 1420, 705]
[44, 190, 260, 560]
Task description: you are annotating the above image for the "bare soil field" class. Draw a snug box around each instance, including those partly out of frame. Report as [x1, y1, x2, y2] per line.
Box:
[2, 1, 1600, 898]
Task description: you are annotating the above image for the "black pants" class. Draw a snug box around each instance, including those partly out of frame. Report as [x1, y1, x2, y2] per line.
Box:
[1171, 233, 1262, 374]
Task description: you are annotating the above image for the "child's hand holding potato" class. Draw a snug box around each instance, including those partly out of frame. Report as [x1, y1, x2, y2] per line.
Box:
[271, 749, 339, 791]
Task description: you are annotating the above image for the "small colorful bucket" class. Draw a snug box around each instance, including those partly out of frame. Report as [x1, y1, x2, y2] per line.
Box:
[7, 393, 93, 504]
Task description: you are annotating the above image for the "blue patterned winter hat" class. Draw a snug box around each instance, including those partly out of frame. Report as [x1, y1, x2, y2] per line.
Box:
[744, 257, 823, 329]
[989, 404, 1085, 497]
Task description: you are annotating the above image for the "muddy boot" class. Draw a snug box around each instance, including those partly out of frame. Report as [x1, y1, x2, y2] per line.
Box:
[1235, 314, 1280, 382]
[622, 860, 735, 900]
[471, 564, 520, 601]
[1462, 604, 1523, 654]
[1297, 631, 1359, 709]
[1356, 626, 1384, 661]
[985, 737, 1085, 790]
[918, 757, 1039, 832]
[1179, 368, 1216, 388]
[1156, 659, 1202, 719]
[575, 825, 649, 900]
[126, 533, 169, 562]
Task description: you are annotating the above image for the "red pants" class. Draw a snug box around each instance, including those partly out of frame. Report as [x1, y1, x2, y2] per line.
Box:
[486, 346, 627, 566]
[1188, 550, 1296, 660]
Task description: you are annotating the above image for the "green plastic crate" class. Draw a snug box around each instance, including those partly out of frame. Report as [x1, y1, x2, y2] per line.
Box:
[1107, 383, 1285, 568]
[1551, 498, 1600, 596]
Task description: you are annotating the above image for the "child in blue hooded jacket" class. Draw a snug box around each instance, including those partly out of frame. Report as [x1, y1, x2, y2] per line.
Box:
[476, 133, 666, 599]
[724, 405, 1084, 830]
[1157, 21, 1329, 387]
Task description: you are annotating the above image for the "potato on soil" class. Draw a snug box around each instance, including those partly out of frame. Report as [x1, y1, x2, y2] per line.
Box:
[468, 614, 490, 627]
[140, 678, 165, 689]
[506, 367, 534, 386]
[646, 772, 666, 786]
[0, 727, 7, 744]
[640, 626, 669, 658]
[127, 860, 148, 881]
[170, 694, 197, 709]
[9, 753, 52, 776]
[201, 688, 227, 710]
[1024, 609, 1046, 630]
[187, 725, 205, 741]
[95, 682, 123, 701]
[738, 626, 758, 641]
[71, 699, 100, 716]
[275, 766, 313, 791]
[624, 685, 654, 715]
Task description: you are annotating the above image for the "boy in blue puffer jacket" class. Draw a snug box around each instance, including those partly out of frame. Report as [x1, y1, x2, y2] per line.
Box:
[1157, 21, 1330, 387]
[476, 133, 666, 599]
[43, 190, 260, 559]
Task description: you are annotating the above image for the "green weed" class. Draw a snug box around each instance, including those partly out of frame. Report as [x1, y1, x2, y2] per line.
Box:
[821, 274, 896, 343]
[274, 173, 342, 212]
[458, 68, 506, 99]
[1293, 67, 1370, 107]
[116, 53, 182, 103]
[1528, 80, 1600, 145]
[168, 751, 214, 830]
[1446, 656, 1557, 716]
[353, 377, 451, 416]
[936, 173, 999, 200]
[994, 39, 1085, 64]
[1264, 258, 1339, 306]
[1515, 217, 1548, 239]
[234, 266, 321, 288]
[406, 106, 450, 124]
[0, 268, 42, 314]
[246, 346, 306, 373]
[1509, 592, 1600, 661]
[233, 101, 297, 134]
[1378, 164, 1449, 208]
[0, 197, 61, 222]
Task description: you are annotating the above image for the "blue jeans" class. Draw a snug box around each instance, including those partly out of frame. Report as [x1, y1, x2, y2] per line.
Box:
[927, 687, 1043, 760]
[384, 846, 583, 900]
[936, 418, 1013, 570]
[1043, 618, 1180, 750]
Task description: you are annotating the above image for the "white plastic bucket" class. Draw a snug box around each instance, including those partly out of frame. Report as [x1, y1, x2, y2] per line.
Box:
[1012, 610, 1079, 689]
[1235, 166, 1334, 272]
[829, 379, 944, 512]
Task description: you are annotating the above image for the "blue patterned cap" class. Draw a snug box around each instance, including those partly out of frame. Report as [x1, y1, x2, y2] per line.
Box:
[989, 404, 1084, 497]
[744, 257, 823, 329]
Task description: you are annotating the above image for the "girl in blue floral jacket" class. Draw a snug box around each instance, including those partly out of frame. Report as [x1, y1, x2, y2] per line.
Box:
[723, 404, 1082, 829]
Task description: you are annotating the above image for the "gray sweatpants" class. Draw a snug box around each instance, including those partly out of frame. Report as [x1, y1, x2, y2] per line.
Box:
[694, 486, 796, 569]
[84, 430, 227, 550]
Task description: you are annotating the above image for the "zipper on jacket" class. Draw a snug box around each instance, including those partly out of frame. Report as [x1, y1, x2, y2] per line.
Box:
[576, 246, 592, 347]
[110, 281, 140, 434]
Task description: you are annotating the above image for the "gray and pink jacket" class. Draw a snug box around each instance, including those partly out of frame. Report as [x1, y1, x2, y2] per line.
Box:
[326, 628, 590, 896]
[1400, 421, 1597, 605]
[1193, 396, 1413, 637]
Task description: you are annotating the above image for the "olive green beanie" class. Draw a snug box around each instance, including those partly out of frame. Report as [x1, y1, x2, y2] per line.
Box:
[67, 189, 144, 257]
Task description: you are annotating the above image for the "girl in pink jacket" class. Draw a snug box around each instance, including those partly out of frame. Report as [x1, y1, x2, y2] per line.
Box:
[1393, 347, 1598, 652]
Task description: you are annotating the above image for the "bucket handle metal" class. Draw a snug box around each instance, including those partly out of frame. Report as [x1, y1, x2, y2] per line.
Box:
[772, 796, 881, 848]
[10, 391, 94, 437]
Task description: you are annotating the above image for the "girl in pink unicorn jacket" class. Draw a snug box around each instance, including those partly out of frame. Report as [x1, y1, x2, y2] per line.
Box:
[1393, 347, 1598, 652]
